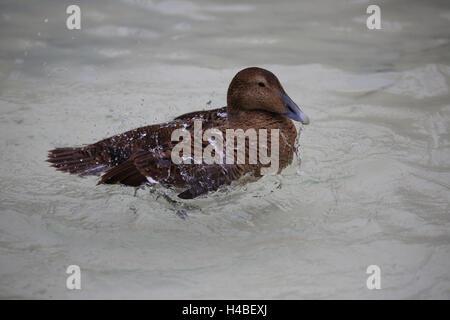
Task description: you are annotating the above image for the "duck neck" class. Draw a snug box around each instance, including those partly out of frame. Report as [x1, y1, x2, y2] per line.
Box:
[227, 105, 278, 124]
[226, 106, 246, 123]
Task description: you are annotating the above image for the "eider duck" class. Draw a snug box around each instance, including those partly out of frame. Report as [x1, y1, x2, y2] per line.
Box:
[47, 67, 309, 199]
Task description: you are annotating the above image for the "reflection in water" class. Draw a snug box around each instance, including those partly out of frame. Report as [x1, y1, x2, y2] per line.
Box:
[0, 0, 449, 299]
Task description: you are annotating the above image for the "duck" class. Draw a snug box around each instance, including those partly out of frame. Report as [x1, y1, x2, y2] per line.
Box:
[47, 67, 310, 199]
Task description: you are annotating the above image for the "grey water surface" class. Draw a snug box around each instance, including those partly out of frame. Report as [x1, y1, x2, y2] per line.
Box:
[0, 0, 449, 298]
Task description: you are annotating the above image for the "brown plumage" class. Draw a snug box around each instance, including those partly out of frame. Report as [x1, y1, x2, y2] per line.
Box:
[47, 67, 310, 199]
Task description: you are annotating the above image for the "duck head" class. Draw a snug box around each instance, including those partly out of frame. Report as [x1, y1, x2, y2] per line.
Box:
[227, 67, 310, 124]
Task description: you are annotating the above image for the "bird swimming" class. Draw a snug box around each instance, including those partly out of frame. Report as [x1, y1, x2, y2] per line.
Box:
[47, 67, 309, 199]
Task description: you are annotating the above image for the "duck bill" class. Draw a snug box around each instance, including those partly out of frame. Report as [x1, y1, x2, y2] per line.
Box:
[278, 91, 310, 125]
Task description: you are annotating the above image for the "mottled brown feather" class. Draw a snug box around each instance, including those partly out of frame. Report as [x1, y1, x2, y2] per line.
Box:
[47, 67, 305, 199]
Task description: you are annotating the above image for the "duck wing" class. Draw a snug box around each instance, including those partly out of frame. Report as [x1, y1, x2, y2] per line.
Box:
[98, 147, 172, 187]
[98, 145, 245, 199]
[47, 108, 227, 177]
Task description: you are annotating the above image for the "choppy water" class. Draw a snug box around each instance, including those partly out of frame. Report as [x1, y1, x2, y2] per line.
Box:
[1, 0, 450, 299]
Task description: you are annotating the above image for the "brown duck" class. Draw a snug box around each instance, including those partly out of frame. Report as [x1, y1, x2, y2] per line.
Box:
[47, 67, 310, 199]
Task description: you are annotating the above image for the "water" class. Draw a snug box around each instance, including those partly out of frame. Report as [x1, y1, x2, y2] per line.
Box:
[1, 0, 449, 299]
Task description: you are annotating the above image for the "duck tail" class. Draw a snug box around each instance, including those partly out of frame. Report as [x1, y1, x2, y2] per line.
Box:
[47, 147, 108, 176]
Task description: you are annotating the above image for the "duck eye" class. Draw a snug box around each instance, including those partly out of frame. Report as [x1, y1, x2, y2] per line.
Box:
[258, 82, 265, 87]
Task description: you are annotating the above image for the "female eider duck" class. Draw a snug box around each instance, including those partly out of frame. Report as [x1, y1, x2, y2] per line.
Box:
[47, 67, 309, 199]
